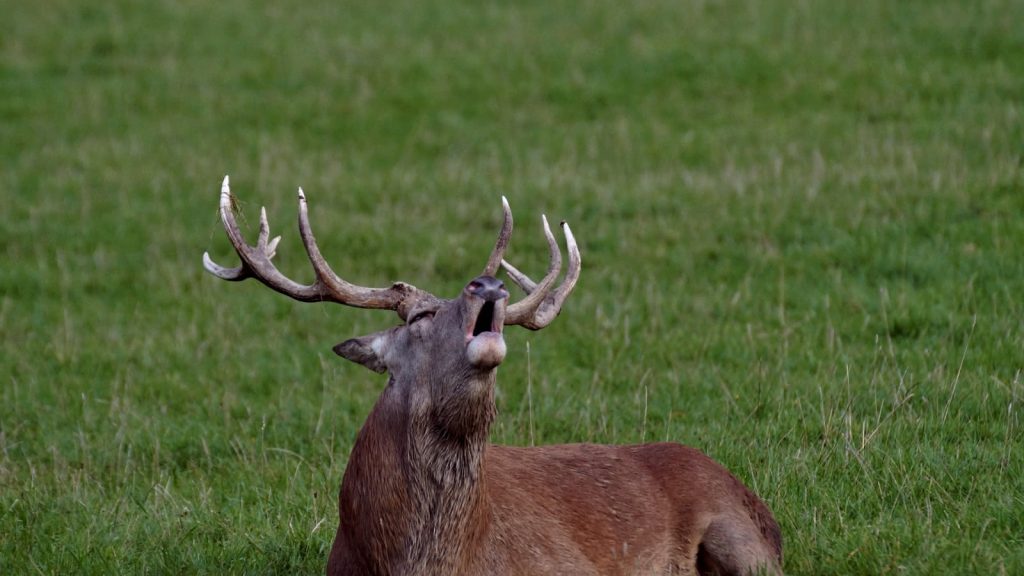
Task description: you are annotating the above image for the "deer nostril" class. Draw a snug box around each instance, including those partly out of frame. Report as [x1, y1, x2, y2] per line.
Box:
[468, 276, 507, 302]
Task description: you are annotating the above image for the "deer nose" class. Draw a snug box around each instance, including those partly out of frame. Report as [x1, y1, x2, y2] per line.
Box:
[467, 276, 508, 302]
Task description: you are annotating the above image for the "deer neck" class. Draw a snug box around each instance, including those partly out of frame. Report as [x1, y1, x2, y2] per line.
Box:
[340, 373, 496, 574]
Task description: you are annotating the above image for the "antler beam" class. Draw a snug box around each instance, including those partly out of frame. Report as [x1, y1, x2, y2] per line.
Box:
[203, 176, 429, 319]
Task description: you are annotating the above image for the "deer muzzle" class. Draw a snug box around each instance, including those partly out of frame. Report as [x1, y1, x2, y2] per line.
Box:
[464, 276, 508, 369]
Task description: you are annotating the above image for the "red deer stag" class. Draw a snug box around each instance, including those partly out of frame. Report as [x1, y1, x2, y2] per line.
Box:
[203, 176, 782, 575]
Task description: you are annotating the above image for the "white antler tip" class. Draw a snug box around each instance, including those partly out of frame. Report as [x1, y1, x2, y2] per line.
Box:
[501, 195, 510, 208]
[298, 187, 306, 201]
[221, 175, 230, 192]
[562, 220, 575, 238]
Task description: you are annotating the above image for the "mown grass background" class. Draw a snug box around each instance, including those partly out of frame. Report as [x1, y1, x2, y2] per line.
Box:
[2, 0, 1023, 573]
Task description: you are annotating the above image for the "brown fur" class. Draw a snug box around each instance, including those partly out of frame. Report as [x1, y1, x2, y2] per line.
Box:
[328, 402, 782, 576]
[326, 278, 782, 575]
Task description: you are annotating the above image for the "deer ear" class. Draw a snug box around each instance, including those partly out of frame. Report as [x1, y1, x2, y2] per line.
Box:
[333, 329, 393, 373]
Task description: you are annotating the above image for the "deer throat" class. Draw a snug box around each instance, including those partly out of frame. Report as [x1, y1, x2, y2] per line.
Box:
[403, 430, 492, 575]
[339, 395, 492, 576]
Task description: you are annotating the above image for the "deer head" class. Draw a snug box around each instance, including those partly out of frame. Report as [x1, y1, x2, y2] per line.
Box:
[203, 176, 580, 438]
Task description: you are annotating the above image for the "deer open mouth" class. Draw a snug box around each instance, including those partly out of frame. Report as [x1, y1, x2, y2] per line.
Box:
[474, 301, 498, 337]
[465, 297, 507, 368]
[465, 297, 505, 340]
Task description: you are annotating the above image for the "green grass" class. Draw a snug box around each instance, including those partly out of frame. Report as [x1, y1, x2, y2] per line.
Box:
[2, 0, 1023, 573]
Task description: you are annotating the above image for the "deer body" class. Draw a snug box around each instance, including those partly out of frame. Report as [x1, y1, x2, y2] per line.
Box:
[204, 177, 781, 575]
[332, 426, 781, 575]
[325, 322, 780, 575]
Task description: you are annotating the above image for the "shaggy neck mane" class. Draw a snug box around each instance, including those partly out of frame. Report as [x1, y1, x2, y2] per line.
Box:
[340, 378, 496, 575]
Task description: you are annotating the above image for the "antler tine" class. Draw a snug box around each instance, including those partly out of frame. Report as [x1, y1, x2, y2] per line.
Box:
[203, 176, 427, 319]
[531, 221, 581, 328]
[500, 259, 536, 294]
[257, 206, 282, 258]
[502, 218, 581, 331]
[295, 187, 423, 317]
[203, 175, 308, 293]
[502, 215, 562, 324]
[203, 177, 245, 280]
[482, 196, 513, 276]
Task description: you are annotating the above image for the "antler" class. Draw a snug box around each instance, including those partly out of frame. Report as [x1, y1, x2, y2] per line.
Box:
[482, 196, 513, 276]
[203, 175, 430, 319]
[499, 209, 581, 331]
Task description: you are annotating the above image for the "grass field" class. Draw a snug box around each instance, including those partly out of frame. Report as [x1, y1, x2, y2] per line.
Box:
[2, 0, 1023, 573]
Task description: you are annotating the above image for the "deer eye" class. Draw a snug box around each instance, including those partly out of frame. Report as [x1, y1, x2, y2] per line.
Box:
[408, 311, 435, 325]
